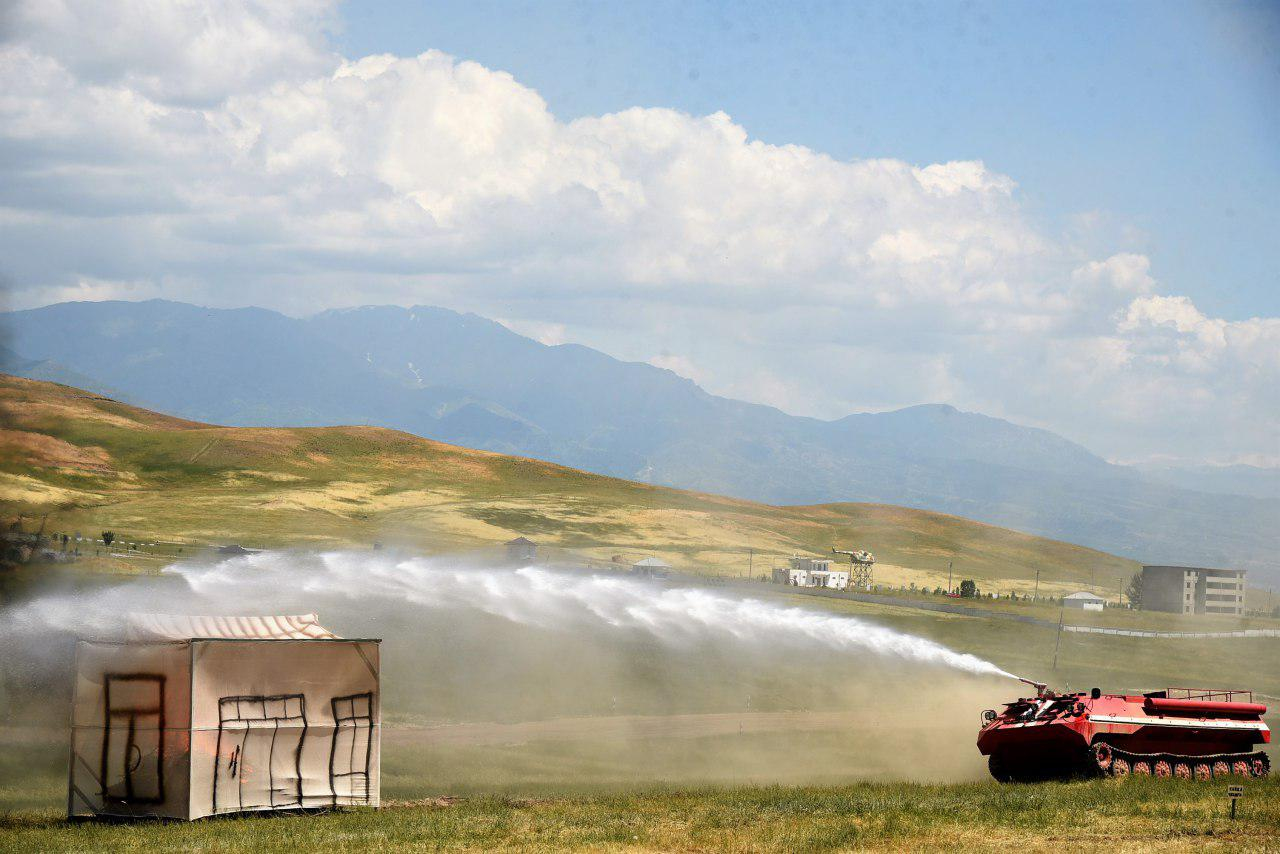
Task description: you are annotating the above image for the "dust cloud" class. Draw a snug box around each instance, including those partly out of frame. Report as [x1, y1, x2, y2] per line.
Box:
[0, 550, 1020, 790]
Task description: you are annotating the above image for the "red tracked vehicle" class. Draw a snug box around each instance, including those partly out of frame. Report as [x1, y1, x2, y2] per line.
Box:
[977, 680, 1270, 782]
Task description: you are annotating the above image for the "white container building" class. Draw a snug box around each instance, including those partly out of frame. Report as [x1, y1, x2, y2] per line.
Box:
[68, 613, 380, 820]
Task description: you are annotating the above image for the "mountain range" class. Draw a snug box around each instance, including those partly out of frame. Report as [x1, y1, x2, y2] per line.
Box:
[2, 299, 1275, 582]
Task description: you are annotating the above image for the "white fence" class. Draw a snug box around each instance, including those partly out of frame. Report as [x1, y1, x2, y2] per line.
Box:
[1063, 625, 1280, 639]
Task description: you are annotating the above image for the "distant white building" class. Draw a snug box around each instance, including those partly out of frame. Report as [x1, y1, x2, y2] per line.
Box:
[772, 556, 850, 591]
[631, 556, 672, 579]
[1063, 591, 1106, 611]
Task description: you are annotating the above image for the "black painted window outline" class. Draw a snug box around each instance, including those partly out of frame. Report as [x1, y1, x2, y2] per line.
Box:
[101, 673, 166, 804]
[330, 692, 375, 804]
[213, 694, 308, 814]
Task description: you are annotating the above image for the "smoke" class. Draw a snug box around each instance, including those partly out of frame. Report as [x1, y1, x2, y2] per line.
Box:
[0, 550, 1021, 790]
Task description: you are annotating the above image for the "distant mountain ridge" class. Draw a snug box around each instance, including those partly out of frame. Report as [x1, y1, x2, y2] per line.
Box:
[2, 298, 1275, 581]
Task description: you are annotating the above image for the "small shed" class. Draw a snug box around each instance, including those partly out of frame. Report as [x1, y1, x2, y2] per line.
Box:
[505, 536, 538, 564]
[1063, 591, 1106, 611]
[631, 556, 672, 579]
[68, 613, 380, 820]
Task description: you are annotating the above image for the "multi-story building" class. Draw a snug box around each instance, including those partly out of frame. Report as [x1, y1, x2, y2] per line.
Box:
[1141, 565, 1246, 615]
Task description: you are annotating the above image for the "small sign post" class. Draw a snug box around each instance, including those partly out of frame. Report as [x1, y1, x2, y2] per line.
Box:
[1227, 784, 1244, 820]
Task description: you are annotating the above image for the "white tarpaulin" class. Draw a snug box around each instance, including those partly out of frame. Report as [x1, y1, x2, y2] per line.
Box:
[68, 615, 380, 820]
[125, 612, 338, 641]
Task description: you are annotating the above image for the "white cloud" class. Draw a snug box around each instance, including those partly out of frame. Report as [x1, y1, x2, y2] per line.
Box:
[1, 0, 339, 106]
[15, 274, 172, 306]
[0, 0, 1274, 463]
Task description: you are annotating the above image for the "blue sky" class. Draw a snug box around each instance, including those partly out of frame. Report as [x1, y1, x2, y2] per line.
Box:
[338, 0, 1280, 320]
[2, 0, 1276, 463]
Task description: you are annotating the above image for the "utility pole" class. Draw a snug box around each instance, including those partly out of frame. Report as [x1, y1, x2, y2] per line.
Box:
[1034, 569, 1040, 603]
[747, 548, 754, 579]
[947, 560, 953, 595]
[1052, 608, 1064, 670]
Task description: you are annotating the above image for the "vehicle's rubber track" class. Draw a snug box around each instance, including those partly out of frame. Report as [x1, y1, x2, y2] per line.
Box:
[1093, 742, 1270, 779]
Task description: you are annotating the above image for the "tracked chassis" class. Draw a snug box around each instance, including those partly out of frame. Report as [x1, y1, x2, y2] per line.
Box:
[978, 682, 1271, 783]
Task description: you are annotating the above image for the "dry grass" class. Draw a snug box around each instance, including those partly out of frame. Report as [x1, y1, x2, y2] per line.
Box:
[0, 374, 1142, 590]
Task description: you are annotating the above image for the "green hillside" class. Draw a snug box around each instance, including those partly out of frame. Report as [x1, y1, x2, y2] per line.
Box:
[0, 373, 1137, 595]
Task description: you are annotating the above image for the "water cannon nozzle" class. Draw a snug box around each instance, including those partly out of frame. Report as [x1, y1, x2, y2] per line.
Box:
[1018, 677, 1050, 697]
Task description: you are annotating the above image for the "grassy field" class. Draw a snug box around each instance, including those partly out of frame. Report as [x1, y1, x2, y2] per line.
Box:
[2, 779, 1277, 852]
[2, 724, 1278, 851]
[0, 373, 1156, 596]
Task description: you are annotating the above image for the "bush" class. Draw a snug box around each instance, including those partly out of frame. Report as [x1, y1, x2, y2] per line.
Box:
[1126, 571, 1144, 607]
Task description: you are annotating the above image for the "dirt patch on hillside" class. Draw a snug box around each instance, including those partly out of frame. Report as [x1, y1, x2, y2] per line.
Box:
[0, 472, 97, 504]
[0, 398, 148, 431]
[0, 429, 114, 474]
[259, 480, 384, 513]
[258, 482, 483, 516]
[429, 453, 501, 481]
[220, 469, 308, 485]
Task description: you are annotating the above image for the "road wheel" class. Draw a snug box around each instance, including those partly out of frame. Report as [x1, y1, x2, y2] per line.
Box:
[1173, 763, 1191, 779]
[1232, 760, 1251, 776]
[1154, 760, 1172, 778]
[1092, 743, 1113, 773]
[1212, 761, 1230, 777]
[1111, 758, 1130, 777]
[1193, 763, 1211, 781]
[1132, 761, 1151, 776]
[988, 753, 1013, 783]
[1251, 758, 1269, 778]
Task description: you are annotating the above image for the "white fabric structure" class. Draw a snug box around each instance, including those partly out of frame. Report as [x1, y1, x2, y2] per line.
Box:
[124, 612, 339, 641]
[68, 615, 380, 820]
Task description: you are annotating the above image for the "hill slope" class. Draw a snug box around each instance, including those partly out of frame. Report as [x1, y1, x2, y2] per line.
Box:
[2, 299, 1274, 579]
[0, 374, 1137, 593]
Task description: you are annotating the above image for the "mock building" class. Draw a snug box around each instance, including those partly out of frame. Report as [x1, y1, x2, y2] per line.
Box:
[504, 536, 538, 564]
[1062, 590, 1106, 611]
[772, 556, 850, 590]
[68, 613, 380, 820]
[1141, 565, 1246, 615]
[631, 556, 672, 578]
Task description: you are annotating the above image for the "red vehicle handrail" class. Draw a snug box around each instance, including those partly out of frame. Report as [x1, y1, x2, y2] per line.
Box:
[1145, 697, 1267, 716]
[1164, 687, 1254, 703]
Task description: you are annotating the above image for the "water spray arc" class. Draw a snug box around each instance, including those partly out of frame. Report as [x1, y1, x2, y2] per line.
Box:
[165, 552, 1019, 681]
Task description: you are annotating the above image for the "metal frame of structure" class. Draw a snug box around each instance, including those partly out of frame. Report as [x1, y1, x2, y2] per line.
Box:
[831, 547, 875, 591]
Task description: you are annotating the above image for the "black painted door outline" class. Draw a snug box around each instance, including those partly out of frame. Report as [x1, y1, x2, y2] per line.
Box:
[101, 673, 166, 804]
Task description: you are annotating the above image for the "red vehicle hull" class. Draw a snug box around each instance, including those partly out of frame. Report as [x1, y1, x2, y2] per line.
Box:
[977, 686, 1270, 781]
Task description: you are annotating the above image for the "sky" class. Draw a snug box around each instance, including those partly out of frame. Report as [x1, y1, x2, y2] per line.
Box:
[0, 0, 1276, 466]
[339, 0, 1280, 321]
